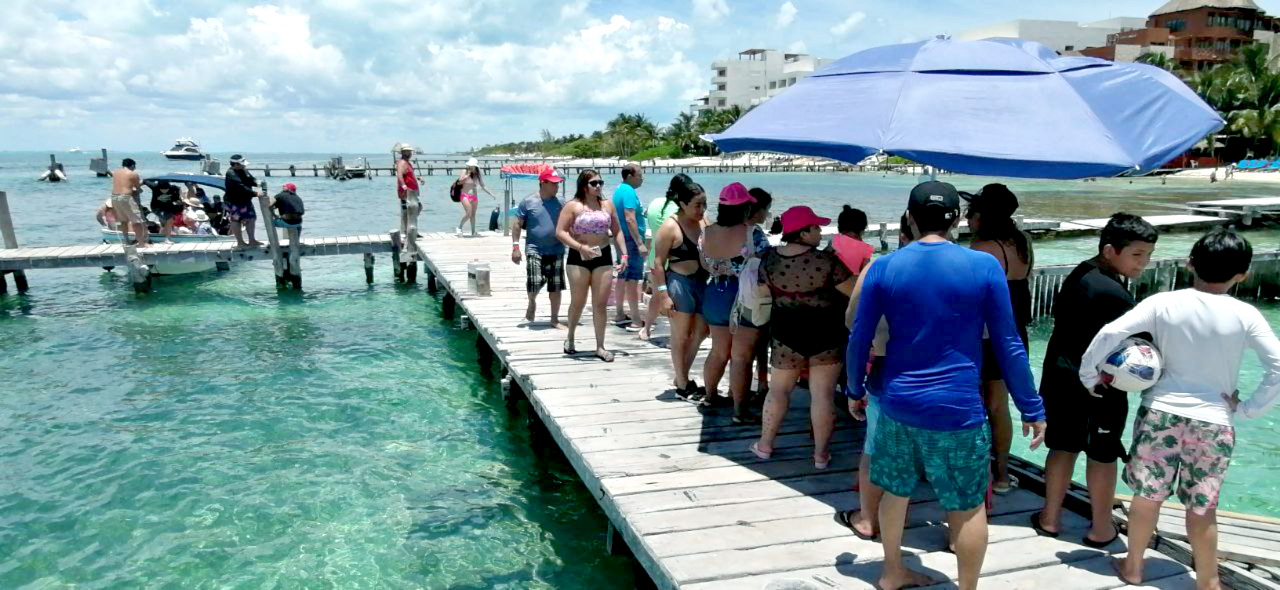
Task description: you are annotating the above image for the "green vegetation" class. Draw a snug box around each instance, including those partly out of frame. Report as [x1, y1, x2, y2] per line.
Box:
[1139, 44, 1280, 158]
[475, 107, 747, 159]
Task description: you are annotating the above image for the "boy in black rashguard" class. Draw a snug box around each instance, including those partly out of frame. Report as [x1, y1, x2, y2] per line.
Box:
[1034, 213, 1157, 547]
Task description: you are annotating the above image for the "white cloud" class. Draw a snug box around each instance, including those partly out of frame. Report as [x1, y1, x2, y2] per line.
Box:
[692, 0, 730, 21]
[787, 40, 808, 54]
[830, 11, 866, 36]
[776, 1, 797, 27]
[560, 0, 590, 20]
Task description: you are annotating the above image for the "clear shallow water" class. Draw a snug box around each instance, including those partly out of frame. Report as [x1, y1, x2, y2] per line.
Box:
[1, 152, 1278, 588]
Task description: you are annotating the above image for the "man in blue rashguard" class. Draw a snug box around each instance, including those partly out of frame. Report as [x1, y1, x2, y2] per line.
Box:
[846, 181, 1047, 590]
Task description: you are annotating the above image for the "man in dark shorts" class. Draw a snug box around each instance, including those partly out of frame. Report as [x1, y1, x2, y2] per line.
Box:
[224, 154, 262, 248]
[511, 167, 566, 328]
[271, 183, 305, 272]
[1034, 213, 1157, 547]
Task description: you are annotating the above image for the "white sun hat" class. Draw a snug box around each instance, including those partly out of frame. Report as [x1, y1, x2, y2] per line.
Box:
[466, 157, 479, 167]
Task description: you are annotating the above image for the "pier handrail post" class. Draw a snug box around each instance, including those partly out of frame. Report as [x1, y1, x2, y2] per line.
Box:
[0, 191, 30, 293]
[502, 177, 513, 235]
[256, 186, 287, 287]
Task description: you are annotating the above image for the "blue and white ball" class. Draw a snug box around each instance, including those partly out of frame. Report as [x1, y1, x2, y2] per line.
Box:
[1099, 337, 1163, 392]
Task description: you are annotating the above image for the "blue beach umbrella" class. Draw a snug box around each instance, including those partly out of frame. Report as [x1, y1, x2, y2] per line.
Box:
[705, 38, 1225, 179]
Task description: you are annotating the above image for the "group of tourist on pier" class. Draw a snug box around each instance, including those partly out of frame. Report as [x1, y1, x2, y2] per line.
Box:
[501, 163, 1280, 590]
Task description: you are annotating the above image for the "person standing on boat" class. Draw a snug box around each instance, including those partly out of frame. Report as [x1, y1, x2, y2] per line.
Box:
[612, 164, 647, 331]
[512, 167, 566, 328]
[395, 144, 422, 247]
[224, 155, 262, 248]
[845, 181, 1046, 590]
[271, 183, 305, 273]
[109, 158, 148, 246]
[455, 158, 495, 237]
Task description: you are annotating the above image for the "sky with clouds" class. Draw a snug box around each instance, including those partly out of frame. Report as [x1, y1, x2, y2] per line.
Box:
[0, 0, 1212, 152]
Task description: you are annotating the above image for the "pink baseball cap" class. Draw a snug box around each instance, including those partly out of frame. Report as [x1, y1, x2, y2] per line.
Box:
[538, 167, 564, 183]
[283, 182, 297, 192]
[779, 206, 831, 234]
[719, 182, 756, 206]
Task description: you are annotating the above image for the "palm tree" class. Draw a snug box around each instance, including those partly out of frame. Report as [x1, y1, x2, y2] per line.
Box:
[1135, 51, 1178, 73]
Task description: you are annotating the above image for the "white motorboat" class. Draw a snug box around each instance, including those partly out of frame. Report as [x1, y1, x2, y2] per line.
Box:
[162, 138, 206, 161]
[99, 173, 235, 274]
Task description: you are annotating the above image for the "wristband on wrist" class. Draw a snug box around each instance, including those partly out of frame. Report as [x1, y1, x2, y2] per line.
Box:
[656, 285, 668, 292]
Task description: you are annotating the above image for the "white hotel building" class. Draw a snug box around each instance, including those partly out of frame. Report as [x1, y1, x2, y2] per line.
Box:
[691, 48, 834, 113]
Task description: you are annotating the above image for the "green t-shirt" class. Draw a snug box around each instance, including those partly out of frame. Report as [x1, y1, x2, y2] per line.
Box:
[645, 196, 680, 269]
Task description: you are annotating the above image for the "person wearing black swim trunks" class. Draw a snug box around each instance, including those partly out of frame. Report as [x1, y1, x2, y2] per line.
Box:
[751, 206, 855, 470]
[1035, 213, 1157, 547]
[652, 174, 710, 400]
[555, 169, 627, 362]
[963, 184, 1034, 496]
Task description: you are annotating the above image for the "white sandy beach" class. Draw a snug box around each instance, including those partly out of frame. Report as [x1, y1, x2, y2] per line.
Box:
[1171, 167, 1280, 184]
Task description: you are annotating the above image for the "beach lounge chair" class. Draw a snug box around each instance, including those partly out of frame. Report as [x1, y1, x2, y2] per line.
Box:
[1237, 160, 1253, 168]
[1265, 161, 1280, 171]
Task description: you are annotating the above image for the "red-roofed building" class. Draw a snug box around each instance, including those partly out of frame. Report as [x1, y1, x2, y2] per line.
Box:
[1080, 0, 1279, 69]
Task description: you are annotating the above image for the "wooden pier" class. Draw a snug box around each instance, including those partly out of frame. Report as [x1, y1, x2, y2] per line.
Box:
[237, 160, 918, 179]
[409, 231, 1274, 589]
[0, 191, 426, 294]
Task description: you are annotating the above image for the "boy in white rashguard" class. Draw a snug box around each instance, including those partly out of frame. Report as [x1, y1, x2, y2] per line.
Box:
[1079, 228, 1280, 590]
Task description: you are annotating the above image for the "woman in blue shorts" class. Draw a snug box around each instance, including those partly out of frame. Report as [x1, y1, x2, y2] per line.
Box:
[700, 183, 771, 422]
[652, 175, 709, 402]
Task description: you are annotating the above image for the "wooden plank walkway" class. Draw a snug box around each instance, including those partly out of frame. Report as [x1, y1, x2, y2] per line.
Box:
[1115, 497, 1280, 571]
[0, 234, 393, 271]
[413, 231, 1203, 589]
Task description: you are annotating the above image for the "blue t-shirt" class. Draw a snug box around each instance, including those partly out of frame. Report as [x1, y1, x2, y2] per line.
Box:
[516, 193, 564, 256]
[846, 241, 1045, 430]
[612, 183, 644, 241]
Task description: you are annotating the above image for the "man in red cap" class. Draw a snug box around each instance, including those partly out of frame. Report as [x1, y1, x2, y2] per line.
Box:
[511, 167, 567, 327]
[271, 182, 305, 273]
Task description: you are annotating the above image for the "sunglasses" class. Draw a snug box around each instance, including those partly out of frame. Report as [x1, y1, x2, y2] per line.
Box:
[588, 180, 605, 187]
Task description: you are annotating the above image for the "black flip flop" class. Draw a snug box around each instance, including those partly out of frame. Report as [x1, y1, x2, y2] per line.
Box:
[835, 509, 878, 541]
[1082, 529, 1121, 549]
[1030, 511, 1059, 538]
[731, 412, 761, 425]
[563, 340, 577, 355]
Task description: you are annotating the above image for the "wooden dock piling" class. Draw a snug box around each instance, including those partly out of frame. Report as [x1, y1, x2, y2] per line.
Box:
[257, 190, 291, 288]
[0, 192, 29, 294]
[363, 253, 374, 284]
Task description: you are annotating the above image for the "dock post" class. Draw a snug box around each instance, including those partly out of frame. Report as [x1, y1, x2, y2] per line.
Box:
[289, 165, 296, 177]
[427, 271, 438, 294]
[877, 222, 888, 252]
[264, 163, 271, 177]
[313, 164, 319, 177]
[256, 189, 289, 288]
[442, 292, 456, 319]
[0, 191, 30, 293]
[364, 253, 374, 284]
[390, 230, 405, 282]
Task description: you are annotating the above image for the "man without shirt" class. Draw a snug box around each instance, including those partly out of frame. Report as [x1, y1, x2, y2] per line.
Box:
[846, 181, 1047, 590]
[109, 158, 148, 246]
[512, 168, 567, 328]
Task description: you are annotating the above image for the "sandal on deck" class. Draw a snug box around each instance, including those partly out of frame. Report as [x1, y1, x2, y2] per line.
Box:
[814, 452, 831, 470]
[992, 474, 1020, 495]
[676, 380, 705, 403]
[595, 349, 615, 363]
[700, 393, 733, 408]
[836, 509, 879, 541]
[732, 412, 761, 425]
[563, 340, 577, 355]
[750, 441, 772, 460]
[1082, 527, 1121, 549]
[1030, 511, 1060, 538]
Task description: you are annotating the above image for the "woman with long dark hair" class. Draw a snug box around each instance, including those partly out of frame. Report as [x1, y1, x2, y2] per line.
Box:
[652, 174, 710, 400]
[699, 183, 772, 422]
[456, 158, 495, 236]
[556, 169, 627, 362]
[964, 183, 1033, 495]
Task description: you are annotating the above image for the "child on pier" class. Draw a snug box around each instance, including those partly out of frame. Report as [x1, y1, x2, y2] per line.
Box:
[1079, 228, 1280, 590]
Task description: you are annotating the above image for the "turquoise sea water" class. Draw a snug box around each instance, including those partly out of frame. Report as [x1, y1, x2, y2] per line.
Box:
[1, 151, 1278, 587]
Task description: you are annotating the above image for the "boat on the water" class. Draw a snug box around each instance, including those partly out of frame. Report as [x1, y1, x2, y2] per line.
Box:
[325, 156, 370, 180]
[67, 147, 82, 153]
[100, 173, 234, 274]
[161, 138, 206, 161]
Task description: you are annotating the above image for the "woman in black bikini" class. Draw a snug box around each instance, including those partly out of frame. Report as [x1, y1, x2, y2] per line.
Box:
[964, 183, 1033, 495]
[651, 175, 710, 400]
[556, 169, 627, 362]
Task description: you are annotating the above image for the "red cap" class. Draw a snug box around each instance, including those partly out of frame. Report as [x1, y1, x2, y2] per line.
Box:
[779, 206, 831, 234]
[538, 167, 563, 184]
[283, 182, 297, 192]
[719, 182, 756, 206]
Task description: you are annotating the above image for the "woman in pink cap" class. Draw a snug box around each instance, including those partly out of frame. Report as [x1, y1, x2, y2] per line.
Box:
[751, 206, 855, 469]
[699, 182, 771, 423]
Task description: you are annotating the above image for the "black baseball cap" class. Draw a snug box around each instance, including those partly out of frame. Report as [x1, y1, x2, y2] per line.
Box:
[960, 183, 1019, 218]
[908, 181, 960, 221]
